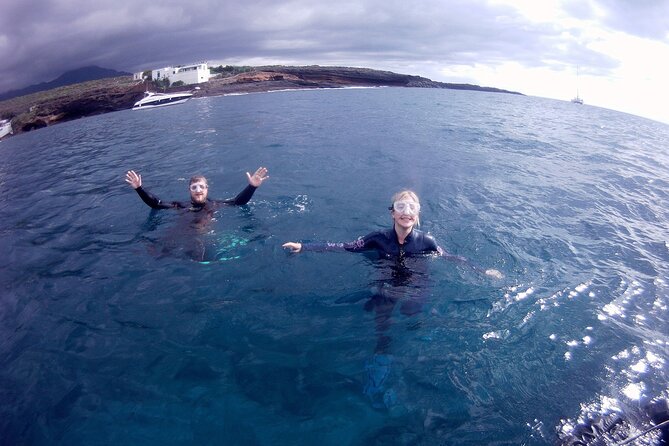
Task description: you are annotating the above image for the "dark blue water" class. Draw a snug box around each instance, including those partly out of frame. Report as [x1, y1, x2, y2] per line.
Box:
[1, 87, 668, 445]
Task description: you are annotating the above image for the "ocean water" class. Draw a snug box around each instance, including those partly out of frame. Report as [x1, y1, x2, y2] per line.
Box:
[1, 87, 668, 445]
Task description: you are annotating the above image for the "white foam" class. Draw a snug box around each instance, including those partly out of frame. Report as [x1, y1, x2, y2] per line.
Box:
[575, 283, 589, 293]
[601, 396, 621, 412]
[631, 359, 647, 373]
[515, 287, 535, 301]
[483, 330, 509, 340]
[646, 351, 665, 367]
[612, 349, 630, 360]
[602, 302, 625, 318]
[621, 382, 644, 400]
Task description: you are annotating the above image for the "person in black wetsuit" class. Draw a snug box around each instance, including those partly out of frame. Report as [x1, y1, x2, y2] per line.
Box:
[283, 189, 502, 408]
[125, 167, 269, 261]
[125, 167, 269, 210]
[282, 189, 501, 277]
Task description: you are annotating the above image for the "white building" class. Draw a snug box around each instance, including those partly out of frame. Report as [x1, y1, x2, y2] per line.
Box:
[133, 63, 211, 85]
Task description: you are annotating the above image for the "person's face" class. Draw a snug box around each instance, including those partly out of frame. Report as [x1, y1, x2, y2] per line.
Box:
[391, 198, 420, 230]
[189, 180, 209, 204]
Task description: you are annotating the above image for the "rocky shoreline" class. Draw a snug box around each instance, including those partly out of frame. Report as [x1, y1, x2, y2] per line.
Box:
[0, 66, 522, 139]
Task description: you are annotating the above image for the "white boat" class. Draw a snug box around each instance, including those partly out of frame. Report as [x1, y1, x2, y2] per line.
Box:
[132, 91, 193, 110]
[0, 119, 13, 139]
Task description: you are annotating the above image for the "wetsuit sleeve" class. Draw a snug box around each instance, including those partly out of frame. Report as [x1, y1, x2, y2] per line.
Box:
[422, 233, 442, 254]
[301, 233, 378, 253]
[134, 186, 175, 209]
[217, 184, 257, 206]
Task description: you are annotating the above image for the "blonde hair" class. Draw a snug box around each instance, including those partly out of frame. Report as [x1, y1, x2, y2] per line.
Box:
[390, 189, 421, 226]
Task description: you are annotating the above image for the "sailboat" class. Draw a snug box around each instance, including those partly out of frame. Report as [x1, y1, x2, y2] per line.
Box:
[571, 66, 584, 104]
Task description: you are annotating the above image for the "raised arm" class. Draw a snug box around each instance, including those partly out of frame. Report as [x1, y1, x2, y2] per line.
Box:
[246, 167, 269, 187]
[125, 170, 142, 189]
[219, 167, 270, 206]
[125, 170, 173, 209]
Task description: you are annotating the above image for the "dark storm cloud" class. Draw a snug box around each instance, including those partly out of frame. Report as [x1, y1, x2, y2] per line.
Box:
[0, 0, 631, 93]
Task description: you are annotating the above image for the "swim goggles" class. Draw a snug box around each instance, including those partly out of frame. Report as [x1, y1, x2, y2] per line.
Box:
[190, 183, 208, 192]
[390, 200, 420, 215]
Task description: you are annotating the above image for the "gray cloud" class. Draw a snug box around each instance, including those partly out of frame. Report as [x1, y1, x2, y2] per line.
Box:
[0, 0, 648, 93]
[564, 0, 669, 40]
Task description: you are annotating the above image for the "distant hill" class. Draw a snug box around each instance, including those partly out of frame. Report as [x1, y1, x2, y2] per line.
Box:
[0, 66, 131, 101]
[0, 65, 523, 138]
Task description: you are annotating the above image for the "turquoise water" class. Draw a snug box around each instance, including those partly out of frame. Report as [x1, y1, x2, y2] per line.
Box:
[1, 87, 669, 445]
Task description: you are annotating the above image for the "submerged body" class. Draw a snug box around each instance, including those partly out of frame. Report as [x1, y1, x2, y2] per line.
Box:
[282, 190, 503, 409]
[125, 167, 269, 261]
[301, 227, 477, 349]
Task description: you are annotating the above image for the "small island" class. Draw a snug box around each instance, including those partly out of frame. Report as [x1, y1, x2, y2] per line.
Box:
[0, 65, 522, 138]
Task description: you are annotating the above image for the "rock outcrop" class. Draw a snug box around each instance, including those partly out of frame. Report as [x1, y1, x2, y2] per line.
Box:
[0, 66, 522, 138]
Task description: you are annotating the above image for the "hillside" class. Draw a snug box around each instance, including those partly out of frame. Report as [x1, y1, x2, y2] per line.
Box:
[0, 66, 522, 138]
[0, 66, 131, 102]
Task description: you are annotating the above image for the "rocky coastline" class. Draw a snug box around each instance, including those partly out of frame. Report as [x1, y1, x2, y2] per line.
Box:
[0, 66, 522, 139]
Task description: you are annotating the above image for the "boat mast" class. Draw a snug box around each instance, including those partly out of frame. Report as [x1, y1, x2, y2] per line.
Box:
[571, 65, 583, 104]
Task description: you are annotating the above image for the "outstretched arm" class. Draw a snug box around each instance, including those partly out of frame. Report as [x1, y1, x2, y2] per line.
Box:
[283, 238, 369, 253]
[438, 246, 503, 279]
[125, 170, 172, 209]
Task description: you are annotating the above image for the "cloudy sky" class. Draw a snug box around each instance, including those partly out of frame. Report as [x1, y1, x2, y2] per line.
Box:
[2, 0, 669, 124]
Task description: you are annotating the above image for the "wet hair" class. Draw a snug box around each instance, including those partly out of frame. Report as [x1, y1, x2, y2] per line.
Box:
[390, 189, 421, 226]
[189, 175, 208, 187]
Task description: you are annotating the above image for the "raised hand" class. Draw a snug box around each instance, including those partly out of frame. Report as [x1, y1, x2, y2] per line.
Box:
[125, 170, 142, 189]
[246, 166, 269, 187]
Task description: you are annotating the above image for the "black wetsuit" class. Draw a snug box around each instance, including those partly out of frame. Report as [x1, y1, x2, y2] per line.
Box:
[133, 184, 257, 211]
[301, 227, 470, 264]
[301, 227, 483, 354]
[134, 184, 257, 262]
[301, 227, 493, 405]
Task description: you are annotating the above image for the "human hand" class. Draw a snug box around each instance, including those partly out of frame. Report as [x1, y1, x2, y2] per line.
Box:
[485, 269, 503, 279]
[282, 242, 302, 253]
[246, 167, 269, 187]
[125, 170, 142, 189]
